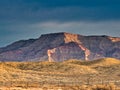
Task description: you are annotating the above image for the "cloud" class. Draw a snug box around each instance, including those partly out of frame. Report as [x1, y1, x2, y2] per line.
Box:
[0, 20, 120, 47]
[11, 21, 119, 38]
[0, 0, 120, 23]
[0, 0, 120, 47]
[31, 21, 120, 36]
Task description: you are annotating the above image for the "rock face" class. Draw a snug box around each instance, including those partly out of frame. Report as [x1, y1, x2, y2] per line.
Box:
[0, 32, 120, 61]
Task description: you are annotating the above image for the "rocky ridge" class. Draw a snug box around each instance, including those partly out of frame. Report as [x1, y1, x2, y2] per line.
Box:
[0, 32, 119, 61]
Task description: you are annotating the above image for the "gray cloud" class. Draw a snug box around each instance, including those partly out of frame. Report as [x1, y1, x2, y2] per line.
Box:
[0, 0, 120, 47]
[0, 0, 120, 23]
[0, 21, 120, 47]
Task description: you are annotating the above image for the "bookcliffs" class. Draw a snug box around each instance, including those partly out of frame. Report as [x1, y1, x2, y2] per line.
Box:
[0, 32, 119, 62]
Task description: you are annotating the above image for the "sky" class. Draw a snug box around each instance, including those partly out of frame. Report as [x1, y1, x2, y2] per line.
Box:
[0, 0, 120, 47]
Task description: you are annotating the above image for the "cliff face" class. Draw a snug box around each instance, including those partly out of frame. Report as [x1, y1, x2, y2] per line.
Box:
[0, 32, 119, 61]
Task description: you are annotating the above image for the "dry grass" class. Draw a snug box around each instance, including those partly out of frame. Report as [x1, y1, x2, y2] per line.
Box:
[64, 58, 120, 66]
[0, 58, 120, 89]
[0, 84, 118, 90]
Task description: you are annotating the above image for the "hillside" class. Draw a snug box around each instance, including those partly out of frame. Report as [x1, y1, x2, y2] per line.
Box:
[0, 58, 120, 88]
[0, 32, 120, 62]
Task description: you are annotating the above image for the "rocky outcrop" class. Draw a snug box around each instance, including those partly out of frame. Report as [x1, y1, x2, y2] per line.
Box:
[47, 42, 90, 62]
[0, 32, 119, 61]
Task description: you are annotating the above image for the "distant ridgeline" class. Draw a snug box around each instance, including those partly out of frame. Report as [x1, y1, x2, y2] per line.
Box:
[0, 32, 120, 62]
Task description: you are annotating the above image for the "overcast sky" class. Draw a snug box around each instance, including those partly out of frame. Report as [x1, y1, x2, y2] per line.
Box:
[0, 0, 120, 47]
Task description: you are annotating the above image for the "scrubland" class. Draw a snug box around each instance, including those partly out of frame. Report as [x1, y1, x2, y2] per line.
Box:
[0, 58, 120, 90]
